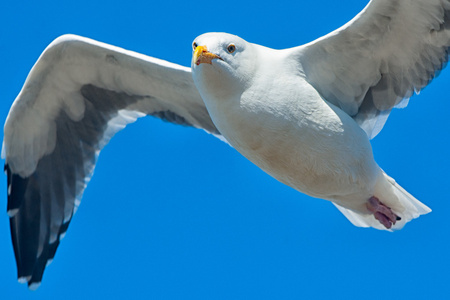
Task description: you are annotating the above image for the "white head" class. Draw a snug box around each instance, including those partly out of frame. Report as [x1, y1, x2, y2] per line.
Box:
[191, 33, 258, 102]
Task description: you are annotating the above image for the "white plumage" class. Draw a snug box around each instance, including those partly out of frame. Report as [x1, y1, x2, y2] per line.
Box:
[3, 0, 449, 289]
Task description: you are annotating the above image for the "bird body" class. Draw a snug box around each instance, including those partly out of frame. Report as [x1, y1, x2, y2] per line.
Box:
[192, 33, 428, 229]
[194, 39, 374, 199]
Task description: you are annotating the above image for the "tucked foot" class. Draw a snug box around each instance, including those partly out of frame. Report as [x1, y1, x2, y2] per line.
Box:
[366, 196, 401, 229]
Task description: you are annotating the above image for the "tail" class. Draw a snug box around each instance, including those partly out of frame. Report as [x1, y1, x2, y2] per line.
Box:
[333, 172, 431, 231]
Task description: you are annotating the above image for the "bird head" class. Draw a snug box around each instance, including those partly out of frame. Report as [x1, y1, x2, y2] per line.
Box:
[191, 33, 258, 102]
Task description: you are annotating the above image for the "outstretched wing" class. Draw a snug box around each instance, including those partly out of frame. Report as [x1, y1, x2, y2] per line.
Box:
[2, 35, 220, 289]
[295, 0, 450, 138]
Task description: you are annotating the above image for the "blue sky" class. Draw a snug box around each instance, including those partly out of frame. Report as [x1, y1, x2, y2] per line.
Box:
[1, 0, 449, 299]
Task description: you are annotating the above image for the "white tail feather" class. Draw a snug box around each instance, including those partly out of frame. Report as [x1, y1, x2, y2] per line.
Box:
[333, 172, 431, 231]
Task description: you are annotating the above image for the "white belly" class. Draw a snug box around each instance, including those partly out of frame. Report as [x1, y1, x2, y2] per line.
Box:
[206, 80, 380, 204]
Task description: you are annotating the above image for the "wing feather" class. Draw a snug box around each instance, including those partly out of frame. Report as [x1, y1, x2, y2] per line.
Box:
[2, 35, 220, 288]
[295, 0, 450, 138]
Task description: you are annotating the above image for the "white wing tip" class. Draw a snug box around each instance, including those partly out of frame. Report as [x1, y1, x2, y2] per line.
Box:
[18, 276, 42, 290]
[18, 276, 31, 284]
[7, 208, 19, 217]
[46, 258, 54, 267]
[28, 282, 41, 291]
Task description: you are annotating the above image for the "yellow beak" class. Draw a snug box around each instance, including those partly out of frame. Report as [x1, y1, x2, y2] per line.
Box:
[193, 45, 222, 65]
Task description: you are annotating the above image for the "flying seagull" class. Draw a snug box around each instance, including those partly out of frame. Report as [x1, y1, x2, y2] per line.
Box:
[3, 0, 449, 290]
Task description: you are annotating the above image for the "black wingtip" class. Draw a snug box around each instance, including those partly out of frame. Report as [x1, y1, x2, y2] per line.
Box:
[5, 164, 27, 216]
[7, 164, 65, 290]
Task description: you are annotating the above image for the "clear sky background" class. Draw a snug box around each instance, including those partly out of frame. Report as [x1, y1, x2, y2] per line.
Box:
[1, 0, 449, 299]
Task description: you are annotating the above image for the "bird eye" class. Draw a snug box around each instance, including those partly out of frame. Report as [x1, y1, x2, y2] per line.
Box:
[227, 44, 236, 53]
[193, 42, 198, 50]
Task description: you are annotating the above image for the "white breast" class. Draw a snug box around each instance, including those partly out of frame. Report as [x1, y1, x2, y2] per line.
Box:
[204, 69, 380, 201]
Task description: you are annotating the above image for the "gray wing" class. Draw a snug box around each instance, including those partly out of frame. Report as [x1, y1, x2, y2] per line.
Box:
[2, 35, 221, 289]
[294, 0, 450, 138]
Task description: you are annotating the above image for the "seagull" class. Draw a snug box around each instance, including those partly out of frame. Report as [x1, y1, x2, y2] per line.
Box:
[3, 0, 449, 290]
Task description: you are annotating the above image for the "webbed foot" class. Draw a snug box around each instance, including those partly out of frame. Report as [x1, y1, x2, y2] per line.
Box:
[366, 196, 401, 229]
